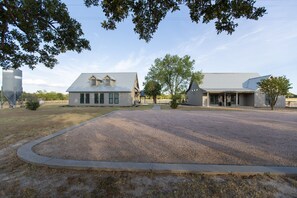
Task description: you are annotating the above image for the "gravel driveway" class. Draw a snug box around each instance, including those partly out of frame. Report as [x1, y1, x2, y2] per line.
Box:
[35, 110, 297, 166]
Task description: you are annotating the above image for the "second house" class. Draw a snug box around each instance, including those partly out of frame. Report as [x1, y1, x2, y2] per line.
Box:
[67, 72, 140, 106]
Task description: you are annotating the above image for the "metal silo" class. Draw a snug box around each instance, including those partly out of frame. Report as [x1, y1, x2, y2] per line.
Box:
[1, 69, 23, 107]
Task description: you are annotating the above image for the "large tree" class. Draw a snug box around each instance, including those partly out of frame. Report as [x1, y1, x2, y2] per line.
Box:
[0, 0, 90, 69]
[85, 0, 266, 42]
[143, 80, 161, 104]
[258, 76, 292, 110]
[145, 54, 203, 107]
[1, 0, 266, 69]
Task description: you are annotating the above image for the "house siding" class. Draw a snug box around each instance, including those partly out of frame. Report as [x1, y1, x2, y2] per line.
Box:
[254, 91, 286, 108]
[186, 73, 286, 108]
[130, 77, 140, 104]
[69, 92, 133, 106]
[187, 82, 204, 106]
[276, 96, 286, 107]
[254, 91, 266, 107]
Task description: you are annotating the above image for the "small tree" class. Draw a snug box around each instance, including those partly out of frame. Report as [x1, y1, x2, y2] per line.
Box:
[144, 80, 161, 104]
[145, 54, 203, 108]
[258, 76, 292, 110]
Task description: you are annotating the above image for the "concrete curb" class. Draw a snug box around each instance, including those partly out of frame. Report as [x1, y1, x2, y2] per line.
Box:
[17, 111, 297, 175]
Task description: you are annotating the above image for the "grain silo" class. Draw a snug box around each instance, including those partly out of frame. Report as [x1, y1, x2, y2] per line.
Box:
[1, 69, 23, 107]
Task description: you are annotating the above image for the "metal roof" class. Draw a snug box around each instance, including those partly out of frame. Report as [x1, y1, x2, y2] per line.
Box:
[66, 72, 138, 92]
[243, 75, 271, 90]
[201, 88, 255, 93]
[187, 73, 271, 93]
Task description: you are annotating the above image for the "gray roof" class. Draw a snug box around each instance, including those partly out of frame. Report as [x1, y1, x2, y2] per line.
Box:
[67, 72, 138, 92]
[197, 73, 270, 92]
[243, 75, 271, 90]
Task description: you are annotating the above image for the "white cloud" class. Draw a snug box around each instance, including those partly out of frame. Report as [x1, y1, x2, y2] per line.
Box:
[237, 28, 264, 41]
[113, 54, 143, 72]
[215, 45, 228, 51]
[110, 50, 158, 89]
[23, 79, 47, 85]
[175, 31, 212, 55]
[23, 78, 66, 88]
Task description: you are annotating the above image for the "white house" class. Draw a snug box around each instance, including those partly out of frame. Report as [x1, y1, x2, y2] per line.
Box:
[67, 72, 140, 106]
[186, 73, 286, 108]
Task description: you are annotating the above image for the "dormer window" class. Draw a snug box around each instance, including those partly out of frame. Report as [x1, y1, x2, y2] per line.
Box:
[104, 75, 116, 86]
[105, 78, 110, 86]
[91, 79, 96, 86]
[89, 75, 102, 86]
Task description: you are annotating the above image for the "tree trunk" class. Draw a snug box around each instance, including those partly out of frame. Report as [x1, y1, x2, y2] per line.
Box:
[270, 97, 277, 110]
[153, 95, 157, 104]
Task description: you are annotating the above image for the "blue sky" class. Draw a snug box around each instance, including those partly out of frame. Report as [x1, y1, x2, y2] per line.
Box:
[1, 0, 297, 94]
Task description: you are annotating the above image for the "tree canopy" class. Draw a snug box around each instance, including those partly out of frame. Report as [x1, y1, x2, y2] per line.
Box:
[35, 90, 68, 100]
[258, 76, 292, 110]
[85, 0, 266, 42]
[0, 0, 90, 69]
[143, 80, 161, 104]
[1, 0, 266, 69]
[145, 54, 203, 100]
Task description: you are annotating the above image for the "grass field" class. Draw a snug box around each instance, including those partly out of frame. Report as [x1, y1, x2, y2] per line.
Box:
[0, 104, 297, 197]
[0, 104, 152, 149]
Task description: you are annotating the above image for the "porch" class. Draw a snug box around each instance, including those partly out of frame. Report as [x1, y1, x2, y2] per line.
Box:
[204, 92, 255, 107]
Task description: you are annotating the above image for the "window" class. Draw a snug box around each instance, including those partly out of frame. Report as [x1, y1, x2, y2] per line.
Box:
[89, 76, 97, 86]
[114, 93, 119, 104]
[100, 93, 104, 104]
[80, 93, 84, 104]
[109, 93, 113, 104]
[210, 94, 219, 105]
[94, 93, 99, 104]
[91, 79, 96, 86]
[265, 95, 270, 105]
[86, 93, 90, 104]
[105, 79, 110, 86]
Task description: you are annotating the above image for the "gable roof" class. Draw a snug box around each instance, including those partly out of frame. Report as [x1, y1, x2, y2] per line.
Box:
[243, 75, 271, 90]
[188, 73, 270, 92]
[67, 72, 138, 92]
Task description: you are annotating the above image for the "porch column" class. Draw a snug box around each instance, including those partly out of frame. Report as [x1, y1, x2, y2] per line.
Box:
[236, 92, 238, 106]
[207, 92, 210, 107]
[224, 92, 227, 106]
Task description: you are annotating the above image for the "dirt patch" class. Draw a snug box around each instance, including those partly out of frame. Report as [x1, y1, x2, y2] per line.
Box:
[35, 110, 297, 166]
[0, 104, 152, 149]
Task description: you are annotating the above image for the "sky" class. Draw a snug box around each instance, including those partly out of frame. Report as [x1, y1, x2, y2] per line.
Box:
[1, 0, 297, 94]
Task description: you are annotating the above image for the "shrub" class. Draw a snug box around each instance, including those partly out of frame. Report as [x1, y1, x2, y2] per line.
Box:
[26, 100, 40, 110]
[170, 98, 178, 109]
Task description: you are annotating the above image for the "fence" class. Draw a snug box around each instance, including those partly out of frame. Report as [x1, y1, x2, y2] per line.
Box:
[286, 99, 297, 107]
[140, 99, 171, 104]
